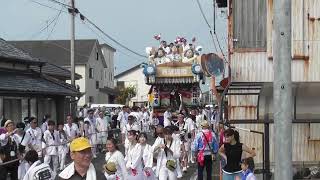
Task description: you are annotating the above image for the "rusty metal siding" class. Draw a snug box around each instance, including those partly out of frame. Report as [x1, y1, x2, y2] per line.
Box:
[232, 0, 267, 49]
[269, 124, 320, 162]
[232, 0, 320, 82]
[228, 0, 320, 165]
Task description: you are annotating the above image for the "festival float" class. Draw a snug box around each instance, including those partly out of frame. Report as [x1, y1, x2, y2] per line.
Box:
[142, 35, 224, 125]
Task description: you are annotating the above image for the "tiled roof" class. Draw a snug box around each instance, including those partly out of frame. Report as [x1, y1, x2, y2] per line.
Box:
[8, 39, 97, 66]
[30, 62, 82, 80]
[0, 69, 80, 96]
[0, 38, 41, 64]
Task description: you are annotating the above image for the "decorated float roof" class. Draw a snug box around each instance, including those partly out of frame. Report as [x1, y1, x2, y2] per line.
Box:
[143, 35, 204, 85]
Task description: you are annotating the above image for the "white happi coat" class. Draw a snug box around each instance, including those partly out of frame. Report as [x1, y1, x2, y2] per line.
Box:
[125, 143, 143, 180]
[84, 117, 97, 145]
[43, 130, 59, 155]
[153, 137, 181, 177]
[104, 150, 128, 180]
[96, 116, 108, 144]
[122, 123, 140, 155]
[63, 123, 79, 140]
[23, 160, 53, 180]
[21, 127, 42, 156]
[141, 144, 155, 179]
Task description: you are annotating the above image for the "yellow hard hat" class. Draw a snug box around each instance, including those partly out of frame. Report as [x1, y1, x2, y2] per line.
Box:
[104, 162, 117, 175]
[70, 137, 92, 152]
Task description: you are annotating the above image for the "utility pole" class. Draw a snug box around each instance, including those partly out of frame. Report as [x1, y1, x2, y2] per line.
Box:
[70, 0, 76, 116]
[273, 0, 292, 180]
[70, 0, 75, 87]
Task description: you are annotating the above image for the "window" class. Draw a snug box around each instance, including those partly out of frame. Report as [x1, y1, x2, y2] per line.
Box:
[233, 0, 267, 49]
[96, 81, 99, 89]
[96, 52, 99, 60]
[89, 96, 94, 103]
[89, 68, 94, 79]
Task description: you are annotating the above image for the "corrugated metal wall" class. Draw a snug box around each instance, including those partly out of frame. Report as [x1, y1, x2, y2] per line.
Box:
[229, 0, 320, 164]
[232, 0, 267, 49]
[232, 0, 320, 82]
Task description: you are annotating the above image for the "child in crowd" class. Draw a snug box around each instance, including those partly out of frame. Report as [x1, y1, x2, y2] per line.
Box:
[241, 157, 256, 180]
[57, 123, 69, 170]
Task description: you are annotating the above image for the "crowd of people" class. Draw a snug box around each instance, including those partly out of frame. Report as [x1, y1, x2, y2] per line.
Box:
[0, 104, 257, 180]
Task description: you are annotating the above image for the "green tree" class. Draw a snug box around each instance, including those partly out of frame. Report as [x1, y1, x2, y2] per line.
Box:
[115, 86, 136, 105]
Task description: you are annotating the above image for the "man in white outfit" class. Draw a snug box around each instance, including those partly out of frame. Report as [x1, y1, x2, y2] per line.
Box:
[163, 107, 172, 127]
[21, 117, 43, 158]
[84, 109, 98, 158]
[43, 120, 59, 179]
[63, 115, 79, 141]
[117, 106, 128, 129]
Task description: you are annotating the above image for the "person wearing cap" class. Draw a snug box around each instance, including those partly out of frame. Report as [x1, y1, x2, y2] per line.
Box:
[154, 126, 181, 180]
[21, 117, 43, 158]
[121, 115, 140, 156]
[59, 137, 103, 180]
[0, 120, 20, 179]
[193, 120, 219, 180]
[84, 109, 98, 158]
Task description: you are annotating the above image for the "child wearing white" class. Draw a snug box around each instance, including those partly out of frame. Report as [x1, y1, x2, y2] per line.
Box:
[125, 129, 144, 180]
[138, 132, 155, 180]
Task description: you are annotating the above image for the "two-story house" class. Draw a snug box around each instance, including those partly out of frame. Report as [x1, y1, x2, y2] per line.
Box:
[9, 39, 117, 107]
[115, 63, 150, 107]
[218, 0, 320, 171]
[0, 38, 80, 124]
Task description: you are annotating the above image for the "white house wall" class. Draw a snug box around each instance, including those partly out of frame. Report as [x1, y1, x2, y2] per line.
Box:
[86, 42, 108, 104]
[66, 65, 86, 106]
[116, 68, 150, 104]
[101, 46, 115, 89]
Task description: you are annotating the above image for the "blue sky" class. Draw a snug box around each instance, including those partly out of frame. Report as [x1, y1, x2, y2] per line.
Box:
[1, 0, 227, 88]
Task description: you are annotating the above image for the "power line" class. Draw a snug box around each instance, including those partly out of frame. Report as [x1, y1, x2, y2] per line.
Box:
[82, 16, 147, 58]
[46, 0, 70, 8]
[46, 4, 64, 39]
[196, 0, 218, 53]
[78, 19, 145, 63]
[28, 10, 63, 39]
[29, 0, 148, 59]
[212, 1, 227, 60]
[29, 0, 68, 13]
